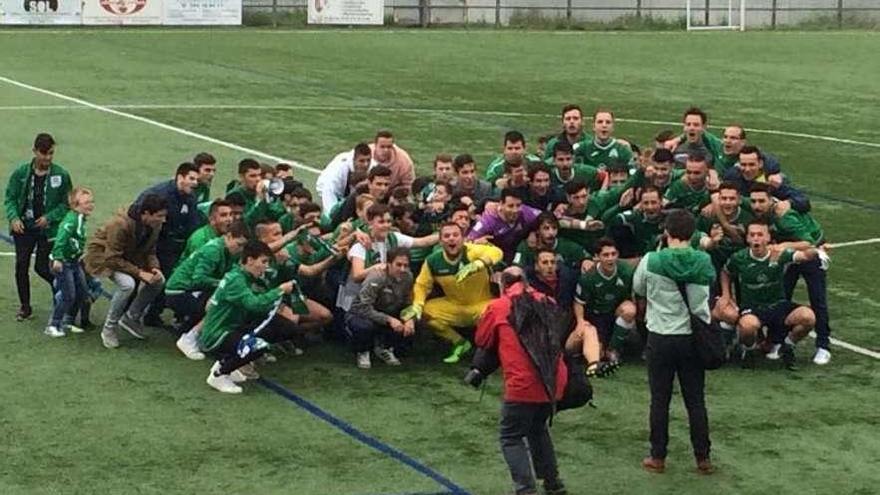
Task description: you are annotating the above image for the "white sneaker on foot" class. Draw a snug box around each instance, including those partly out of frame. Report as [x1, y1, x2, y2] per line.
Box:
[374, 346, 401, 366]
[813, 348, 832, 365]
[176, 331, 205, 360]
[238, 362, 260, 380]
[65, 324, 85, 334]
[356, 351, 371, 369]
[207, 361, 242, 394]
[44, 325, 66, 338]
[765, 344, 782, 360]
[101, 326, 120, 348]
[229, 369, 247, 383]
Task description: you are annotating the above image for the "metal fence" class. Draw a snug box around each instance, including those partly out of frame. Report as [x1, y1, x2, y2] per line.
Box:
[244, 0, 880, 29]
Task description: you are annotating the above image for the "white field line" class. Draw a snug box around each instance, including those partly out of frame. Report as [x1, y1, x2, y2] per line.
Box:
[0, 103, 877, 149]
[0, 29, 878, 36]
[809, 332, 880, 360]
[827, 238, 880, 249]
[0, 78, 322, 176]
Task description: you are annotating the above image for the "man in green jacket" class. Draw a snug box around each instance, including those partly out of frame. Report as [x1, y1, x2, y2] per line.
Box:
[4, 133, 73, 321]
[200, 240, 297, 394]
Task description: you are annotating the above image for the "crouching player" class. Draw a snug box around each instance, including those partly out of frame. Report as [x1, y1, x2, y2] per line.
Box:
[717, 221, 818, 369]
[571, 237, 636, 372]
[200, 241, 300, 394]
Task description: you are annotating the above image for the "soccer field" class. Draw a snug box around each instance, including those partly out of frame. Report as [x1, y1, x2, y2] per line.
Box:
[0, 29, 879, 495]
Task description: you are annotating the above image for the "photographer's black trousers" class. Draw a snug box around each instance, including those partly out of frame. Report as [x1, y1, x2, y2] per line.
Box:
[646, 333, 710, 460]
[499, 402, 560, 494]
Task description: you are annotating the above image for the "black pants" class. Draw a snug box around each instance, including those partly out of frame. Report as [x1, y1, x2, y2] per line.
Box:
[166, 290, 212, 332]
[13, 230, 53, 309]
[784, 257, 830, 349]
[144, 247, 181, 322]
[214, 315, 300, 375]
[345, 315, 413, 353]
[499, 402, 560, 494]
[646, 333, 710, 460]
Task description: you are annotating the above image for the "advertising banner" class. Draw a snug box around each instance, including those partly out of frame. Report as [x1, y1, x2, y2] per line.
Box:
[82, 0, 163, 25]
[308, 0, 383, 25]
[162, 0, 241, 25]
[2, 0, 82, 24]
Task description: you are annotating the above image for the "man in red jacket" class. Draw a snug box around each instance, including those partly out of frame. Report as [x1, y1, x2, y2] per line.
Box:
[475, 267, 568, 495]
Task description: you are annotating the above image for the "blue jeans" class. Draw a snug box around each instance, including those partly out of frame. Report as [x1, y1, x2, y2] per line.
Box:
[49, 262, 88, 328]
[784, 257, 830, 349]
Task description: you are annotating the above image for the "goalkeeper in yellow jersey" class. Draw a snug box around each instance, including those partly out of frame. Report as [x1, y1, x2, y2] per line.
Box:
[405, 222, 503, 364]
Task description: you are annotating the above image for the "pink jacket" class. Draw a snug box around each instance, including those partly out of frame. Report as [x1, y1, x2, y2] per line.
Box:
[369, 143, 415, 192]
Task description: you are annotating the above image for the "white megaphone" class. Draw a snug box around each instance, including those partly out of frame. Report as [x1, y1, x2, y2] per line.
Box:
[262, 178, 286, 202]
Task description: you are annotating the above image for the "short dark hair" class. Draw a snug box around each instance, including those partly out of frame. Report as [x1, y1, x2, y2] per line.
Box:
[499, 188, 525, 203]
[664, 209, 696, 241]
[453, 154, 475, 172]
[238, 158, 261, 175]
[652, 148, 674, 164]
[746, 219, 771, 232]
[686, 152, 708, 164]
[433, 180, 453, 194]
[564, 180, 588, 196]
[224, 191, 247, 208]
[749, 182, 772, 196]
[739, 145, 761, 157]
[227, 220, 249, 239]
[534, 247, 557, 261]
[683, 106, 708, 125]
[175, 162, 199, 177]
[366, 203, 391, 221]
[434, 153, 453, 167]
[291, 187, 313, 201]
[535, 212, 559, 230]
[593, 107, 615, 121]
[504, 130, 525, 146]
[718, 181, 740, 195]
[439, 221, 463, 235]
[553, 140, 573, 157]
[241, 240, 273, 264]
[353, 142, 372, 157]
[391, 202, 417, 221]
[368, 165, 392, 181]
[139, 193, 168, 215]
[33, 133, 55, 153]
[275, 163, 293, 174]
[504, 160, 525, 174]
[386, 246, 411, 264]
[727, 125, 747, 140]
[654, 129, 677, 143]
[193, 152, 216, 167]
[208, 199, 232, 216]
[641, 185, 661, 198]
[299, 202, 322, 217]
[606, 160, 630, 175]
[375, 130, 394, 141]
[561, 104, 582, 118]
[451, 202, 470, 216]
[528, 163, 551, 180]
[595, 237, 618, 253]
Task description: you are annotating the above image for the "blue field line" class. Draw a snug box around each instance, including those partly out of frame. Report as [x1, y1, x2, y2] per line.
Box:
[258, 378, 473, 495]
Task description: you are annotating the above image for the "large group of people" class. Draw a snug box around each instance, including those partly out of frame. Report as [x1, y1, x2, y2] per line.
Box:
[6, 104, 834, 494]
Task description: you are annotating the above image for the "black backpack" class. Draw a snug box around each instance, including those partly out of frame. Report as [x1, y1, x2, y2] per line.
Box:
[676, 282, 726, 370]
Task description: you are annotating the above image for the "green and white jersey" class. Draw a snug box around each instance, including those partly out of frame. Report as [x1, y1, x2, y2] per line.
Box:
[484, 153, 541, 183]
[575, 261, 634, 315]
[724, 247, 796, 311]
[696, 206, 754, 268]
[664, 179, 711, 215]
[512, 237, 588, 269]
[180, 224, 220, 261]
[166, 237, 236, 293]
[559, 200, 606, 255]
[576, 138, 634, 169]
[611, 209, 664, 255]
[772, 209, 825, 246]
[50, 211, 87, 262]
[549, 163, 602, 194]
[543, 132, 591, 164]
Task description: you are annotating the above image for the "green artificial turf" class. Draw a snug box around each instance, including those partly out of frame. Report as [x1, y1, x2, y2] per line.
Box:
[0, 29, 878, 495]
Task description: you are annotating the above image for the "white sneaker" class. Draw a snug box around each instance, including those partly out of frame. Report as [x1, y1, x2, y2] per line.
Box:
[229, 369, 248, 383]
[65, 324, 85, 334]
[238, 362, 260, 380]
[813, 348, 832, 365]
[765, 344, 782, 360]
[44, 325, 66, 338]
[101, 326, 120, 349]
[374, 346, 401, 366]
[207, 361, 242, 394]
[176, 331, 205, 361]
[356, 351, 371, 369]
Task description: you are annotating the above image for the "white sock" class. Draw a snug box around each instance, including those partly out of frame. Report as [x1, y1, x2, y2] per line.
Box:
[615, 316, 636, 329]
[719, 321, 735, 331]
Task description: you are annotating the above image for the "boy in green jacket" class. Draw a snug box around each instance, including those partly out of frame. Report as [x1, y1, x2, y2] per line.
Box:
[45, 187, 93, 338]
[200, 241, 297, 394]
[4, 133, 73, 321]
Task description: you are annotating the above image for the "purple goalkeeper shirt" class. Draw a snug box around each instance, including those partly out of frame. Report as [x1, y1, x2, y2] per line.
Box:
[468, 205, 541, 263]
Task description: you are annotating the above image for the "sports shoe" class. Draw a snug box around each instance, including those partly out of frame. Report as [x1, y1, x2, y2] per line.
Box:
[238, 362, 260, 380]
[374, 346, 401, 366]
[101, 326, 120, 349]
[229, 369, 248, 383]
[16, 306, 33, 322]
[356, 351, 371, 369]
[813, 348, 832, 365]
[442, 340, 472, 364]
[206, 367, 243, 394]
[44, 325, 65, 338]
[543, 479, 567, 495]
[780, 343, 797, 370]
[765, 343, 782, 360]
[119, 313, 147, 340]
[696, 458, 715, 475]
[64, 324, 85, 334]
[260, 353, 278, 364]
[176, 331, 205, 361]
[641, 456, 665, 473]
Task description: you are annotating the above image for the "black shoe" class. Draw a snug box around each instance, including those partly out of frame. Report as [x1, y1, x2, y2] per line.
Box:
[16, 306, 33, 321]
[543, 479, 567, 495]
[781, 343, 797, 370]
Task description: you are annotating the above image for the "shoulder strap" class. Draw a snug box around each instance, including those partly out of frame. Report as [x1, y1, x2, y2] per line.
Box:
[675, 281, 694, 315]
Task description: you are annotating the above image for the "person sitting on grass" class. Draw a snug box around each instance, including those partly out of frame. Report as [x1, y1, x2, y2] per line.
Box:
[45, 187, 94, 338]
[347, 247, 415, 370]
[200, 241, 300, 394]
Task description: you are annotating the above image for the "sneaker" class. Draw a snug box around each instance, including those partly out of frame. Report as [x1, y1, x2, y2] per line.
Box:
[356, 351, 371, 369]
[543, 479, 567, 495]
[44, 325, 66, 338]
[229, 369, 248, 383]
[442, 340, 472, 364]
[64, 324, 85, 334]
[765, 343, 782, 360]
[813, 348, 832, 365]
[119, 313, 147, 340]
[238, 362, 260, 380]
[374, 346, 401, 366]
[641, 456, 666, 474]
[101, 326, 120, 349]
[16, 306, 33, 322]
[206, 368, 243, 394]
[176, 331, 205, 361]
[780, 343, 797, 370]
[696, 458, 715, 475]
[260, 353, 278, 364]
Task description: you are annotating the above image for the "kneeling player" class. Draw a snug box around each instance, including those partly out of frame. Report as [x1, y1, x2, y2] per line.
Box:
[571, 238, 636, 372]
[718, 221, 818, 369]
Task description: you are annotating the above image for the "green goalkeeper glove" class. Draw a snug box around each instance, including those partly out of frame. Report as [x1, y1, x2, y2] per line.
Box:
[400, 304, 423, 321]
[455, 260, 486, 283]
